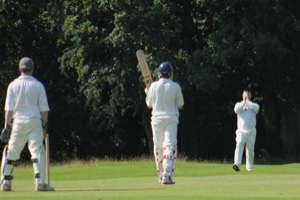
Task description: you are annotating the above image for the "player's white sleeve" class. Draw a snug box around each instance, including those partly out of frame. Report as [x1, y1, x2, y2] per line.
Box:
[234, 102, 245, 114]
[247, 100, 259, 114]
[144, 87, 149, 95]
[175, 86, 184, 108]
[38, 84, 50, 112]
[145, 86, 153, 108]
[4, 84, 15, 111]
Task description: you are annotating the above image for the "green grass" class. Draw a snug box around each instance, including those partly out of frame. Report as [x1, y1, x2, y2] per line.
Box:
[2, 161, 300, 199]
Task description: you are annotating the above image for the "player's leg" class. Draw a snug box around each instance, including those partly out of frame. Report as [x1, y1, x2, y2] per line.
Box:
[27, 119, 54, 191]
[1, 120, 27, 192]
[245, 130, 256, 171]
[171, 138, 177, 178]
[161, 120, 177, 184]
[151, 121, 164, 183]
[233, 130, 246, 171]
[1, 146, 14, 192]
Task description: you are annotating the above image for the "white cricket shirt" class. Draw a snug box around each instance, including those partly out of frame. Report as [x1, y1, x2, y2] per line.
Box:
[5, 75, 50, 119]
[146, 78, 184, 122]
[234, 100, 259, 133]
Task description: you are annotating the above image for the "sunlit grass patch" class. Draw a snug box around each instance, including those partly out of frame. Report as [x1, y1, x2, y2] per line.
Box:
[3, 161, 300, 199]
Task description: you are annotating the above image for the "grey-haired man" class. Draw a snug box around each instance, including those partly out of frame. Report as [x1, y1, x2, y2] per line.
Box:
[0, 57, 54, 192]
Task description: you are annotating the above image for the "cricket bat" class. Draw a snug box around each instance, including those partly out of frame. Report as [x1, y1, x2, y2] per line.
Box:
[44, 130, 50, 185]
[136, 50, 152, 88]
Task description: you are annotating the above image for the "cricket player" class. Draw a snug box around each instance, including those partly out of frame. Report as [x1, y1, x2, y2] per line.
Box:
[145, 62, 184, 184]
[232, 88, 259, 172]
[0, 57, 54, 192]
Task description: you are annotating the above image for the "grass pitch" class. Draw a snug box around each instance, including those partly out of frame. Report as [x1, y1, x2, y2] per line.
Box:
[1, 161, 300, 199]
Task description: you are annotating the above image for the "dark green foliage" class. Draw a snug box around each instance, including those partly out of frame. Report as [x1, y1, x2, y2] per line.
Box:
[1, 0, 300, 161]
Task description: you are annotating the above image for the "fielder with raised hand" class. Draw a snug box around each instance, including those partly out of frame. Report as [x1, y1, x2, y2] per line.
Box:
[0, 57, 54, 192]
[145, 62, 184, 184]
[232, 88, 259, 172]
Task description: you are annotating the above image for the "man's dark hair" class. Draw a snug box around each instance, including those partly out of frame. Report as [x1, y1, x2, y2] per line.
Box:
[243, 88, 251, 93]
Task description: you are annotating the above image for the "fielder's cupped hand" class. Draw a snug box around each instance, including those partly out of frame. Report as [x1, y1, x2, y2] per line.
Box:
[1, 124, 12, 143]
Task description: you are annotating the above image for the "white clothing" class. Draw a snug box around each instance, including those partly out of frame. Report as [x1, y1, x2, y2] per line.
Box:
[233, 100, 259, 170]
[234, 100, 259, 133]
[5, 75, 50, 119]
[7, 118, 43, 160]
[146, 78, 184, 122]
[152, 118, 178, 177]
[146, 78, 184, 179]
[234, 129, 256, 170]
[2, 74, 49, 185]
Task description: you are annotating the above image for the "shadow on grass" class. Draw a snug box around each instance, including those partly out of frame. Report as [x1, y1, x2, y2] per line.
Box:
[56, 188, 165, 192]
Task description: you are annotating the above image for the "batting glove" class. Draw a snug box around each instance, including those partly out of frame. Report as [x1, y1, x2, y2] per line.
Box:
[1, 124, 12, 143]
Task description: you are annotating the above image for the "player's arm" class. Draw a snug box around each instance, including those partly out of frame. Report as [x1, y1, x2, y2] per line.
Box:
[176, 95, 184, 110]
[234, 102, 245, 114]
[176, 85, 184, 110]
[41, 111, 48, 126]
[145, 86, 153, 109]
[4, 110, 13, 126]
[38, 83, 50, 128]
[146, 99, 152, 109]
[4, 84, 14, 126]
[1, 111, 13, 143]
[146, 96, 153, 109]
[247, 101, 260, 114]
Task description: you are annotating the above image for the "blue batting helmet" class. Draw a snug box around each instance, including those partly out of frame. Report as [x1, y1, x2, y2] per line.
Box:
[158, 62, 173, 78]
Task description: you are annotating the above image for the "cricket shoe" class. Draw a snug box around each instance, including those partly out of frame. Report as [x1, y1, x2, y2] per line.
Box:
[1, 182, 12, 192]
[35, 183, 55, 192]
[232, 164, 240, 172]
[161, 175, 175, 185]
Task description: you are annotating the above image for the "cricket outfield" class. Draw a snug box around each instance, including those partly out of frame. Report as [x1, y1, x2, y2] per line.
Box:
[1, 161, 300, 200]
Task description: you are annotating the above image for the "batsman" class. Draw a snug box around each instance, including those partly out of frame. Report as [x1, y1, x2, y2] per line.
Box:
[145, 62, 184, 184]
[0, 57, 54, 192]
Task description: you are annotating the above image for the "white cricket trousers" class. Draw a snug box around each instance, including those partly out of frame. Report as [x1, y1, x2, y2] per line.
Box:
[2, 118, 46, 183]
[7, 118, 44, 160]
[234, 129, 256, 170]
[151, 118, 178, 177]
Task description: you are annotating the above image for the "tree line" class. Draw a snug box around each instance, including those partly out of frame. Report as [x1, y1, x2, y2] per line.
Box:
[1, 0, 300, 161]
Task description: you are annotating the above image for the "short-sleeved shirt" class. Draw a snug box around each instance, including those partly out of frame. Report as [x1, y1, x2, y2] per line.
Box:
[5, 75, 50, 119]
[146, 78, 184, 122]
